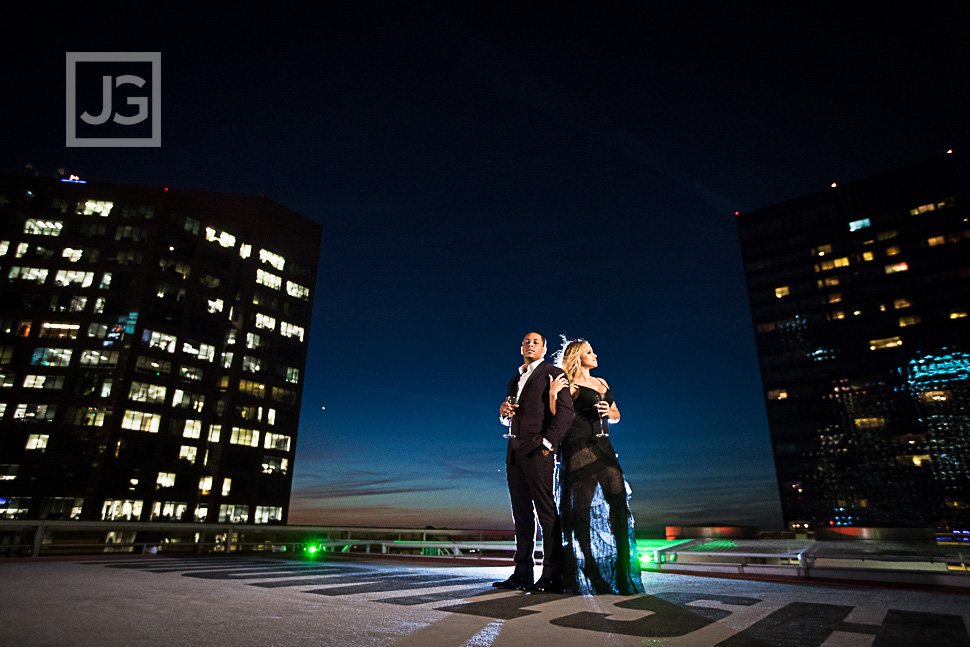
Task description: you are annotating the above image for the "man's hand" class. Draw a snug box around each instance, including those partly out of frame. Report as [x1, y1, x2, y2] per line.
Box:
[499, 401, 518, 418]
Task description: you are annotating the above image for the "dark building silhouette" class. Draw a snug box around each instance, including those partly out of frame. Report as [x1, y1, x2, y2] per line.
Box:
[738, 156, 970, 532]
[0, 176, 321, 524]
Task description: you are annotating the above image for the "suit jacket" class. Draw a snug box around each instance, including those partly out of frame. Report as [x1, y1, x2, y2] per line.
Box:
[505, 360, 574, 463]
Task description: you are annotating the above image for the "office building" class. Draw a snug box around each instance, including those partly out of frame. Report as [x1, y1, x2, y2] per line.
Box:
[0, 175, 321, 525]
[738, 156, 969, 531]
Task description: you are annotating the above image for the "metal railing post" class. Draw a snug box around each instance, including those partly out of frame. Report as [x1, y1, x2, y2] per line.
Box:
[32, 521, 45, 558]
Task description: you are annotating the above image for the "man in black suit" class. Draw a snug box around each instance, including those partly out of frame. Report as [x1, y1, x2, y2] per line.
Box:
[494, 332, 574, 592]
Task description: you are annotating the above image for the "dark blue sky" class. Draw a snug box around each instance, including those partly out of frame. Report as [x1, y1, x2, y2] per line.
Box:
[3, 4, 968, 531]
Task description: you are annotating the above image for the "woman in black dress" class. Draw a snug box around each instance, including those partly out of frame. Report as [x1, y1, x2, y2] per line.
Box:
[550, 340, 644, 595]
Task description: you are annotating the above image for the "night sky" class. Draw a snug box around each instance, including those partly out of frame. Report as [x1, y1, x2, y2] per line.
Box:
[3, 4, 969, 532]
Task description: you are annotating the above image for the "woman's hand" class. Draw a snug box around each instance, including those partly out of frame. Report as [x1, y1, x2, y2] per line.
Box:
[549, 374, 568, 399]
[594, 399, 611, 417]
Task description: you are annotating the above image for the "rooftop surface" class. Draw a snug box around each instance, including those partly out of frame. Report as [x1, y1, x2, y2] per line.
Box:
[2, 554, 968, 646]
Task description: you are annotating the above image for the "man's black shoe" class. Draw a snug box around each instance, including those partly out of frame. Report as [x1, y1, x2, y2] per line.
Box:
[523, 576, 564, 593]
[492, 574, 533, 589]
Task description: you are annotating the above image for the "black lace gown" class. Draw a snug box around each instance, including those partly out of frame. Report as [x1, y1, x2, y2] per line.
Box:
[558, 385, 645, 595]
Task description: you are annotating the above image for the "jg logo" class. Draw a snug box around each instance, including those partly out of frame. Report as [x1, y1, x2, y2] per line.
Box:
[66, 52, 161, 147]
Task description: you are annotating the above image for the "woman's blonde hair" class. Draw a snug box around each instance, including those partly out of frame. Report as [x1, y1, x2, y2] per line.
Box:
[559, 340, 591, 384]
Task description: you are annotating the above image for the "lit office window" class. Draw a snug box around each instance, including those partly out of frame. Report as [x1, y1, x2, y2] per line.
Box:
[896, 454, 931, 467]
[183, 419, 202, 439]
[898, 316, 921, 327]
[24, 219, 63, 236]
[0, 497, 29, 518]
[0, 240, 8, 256]
[885, 246, 900, 256]
[25, 434, 50, 450]
[179, 446, 198, 462]
[927, 236, 945, 247]
[861, 251, 874, 261]
[869, 336, 902, 350]
[182, 340, 215, 362]
[774, 286, 789, 298]
[101, 500, 143, 521]
[951, 311, 968, 319]
[230, 427, 259, 447]
[908, 203, 936, 216]
[280, 322, 304, 341]
[219, 504, 249, 523]
[67, 407, 110, 426]
[286, 281, 309, 300]
[920, 390, 949, 403]
[208, 424, 222, 442]
[766, 389, 788, 401]
[255, 313, 276, 331]
[885, 262, 909, 274]
[259, 249, 285, 270]
[39, 322, 80, 339]
[222, 478, 232, 496]
[80, 350, 119, 368]
[31, 348, 72, 367]
[893, 298, 911, 309]
[263, 433, 291, 451]
[78, 200, 113, 216]
[150, 501, 186, 521]
[854, 418, 886, 428]
[833, 257, 849, 268]
[848, 218, 870, 231]
[204, 227, 236, 248]
[199, 476, 213, 494]
[256, 269, 282, 290]
[813, 244, 832, 256]
[239, 243, 252, 259]
[254, 506, 282, 523]
[241, 355, 265, 374]
[238, 379, 265, 397]
[179, 365, 203, 381]
[121, 410, 161, 433]
[207, 298, 224, 313]
[195, 505, 208, 522]
[129, 381, 166, 403]
[8, 266, 49, 282]
[172, 389, 204, 412]
[157, 472, 176, 488]
[159, 258, 191, 279]
[23, 375, 65, 390]
[827, 293, 842, 303]
[144, 330, 177, 352]
[261, 457, 289, 475]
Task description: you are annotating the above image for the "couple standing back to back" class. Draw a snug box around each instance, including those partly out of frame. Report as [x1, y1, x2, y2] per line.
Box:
[496, 332, 644, 596]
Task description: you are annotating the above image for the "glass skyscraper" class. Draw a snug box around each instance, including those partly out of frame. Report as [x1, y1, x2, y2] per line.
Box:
[0, 176, 320, 525]
[738, 156, 969, 532]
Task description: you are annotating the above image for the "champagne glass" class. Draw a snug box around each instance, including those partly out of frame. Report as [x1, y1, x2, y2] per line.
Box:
[503, 396, 516, 439]
[593, 393, 609, 438]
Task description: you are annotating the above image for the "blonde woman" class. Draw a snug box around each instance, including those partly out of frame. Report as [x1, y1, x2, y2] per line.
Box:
[550, 339, 644, 595]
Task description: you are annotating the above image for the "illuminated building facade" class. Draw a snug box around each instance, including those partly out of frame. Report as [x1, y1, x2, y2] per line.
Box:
[0, 176, 321, 524]
[738, 156, 970, 531]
